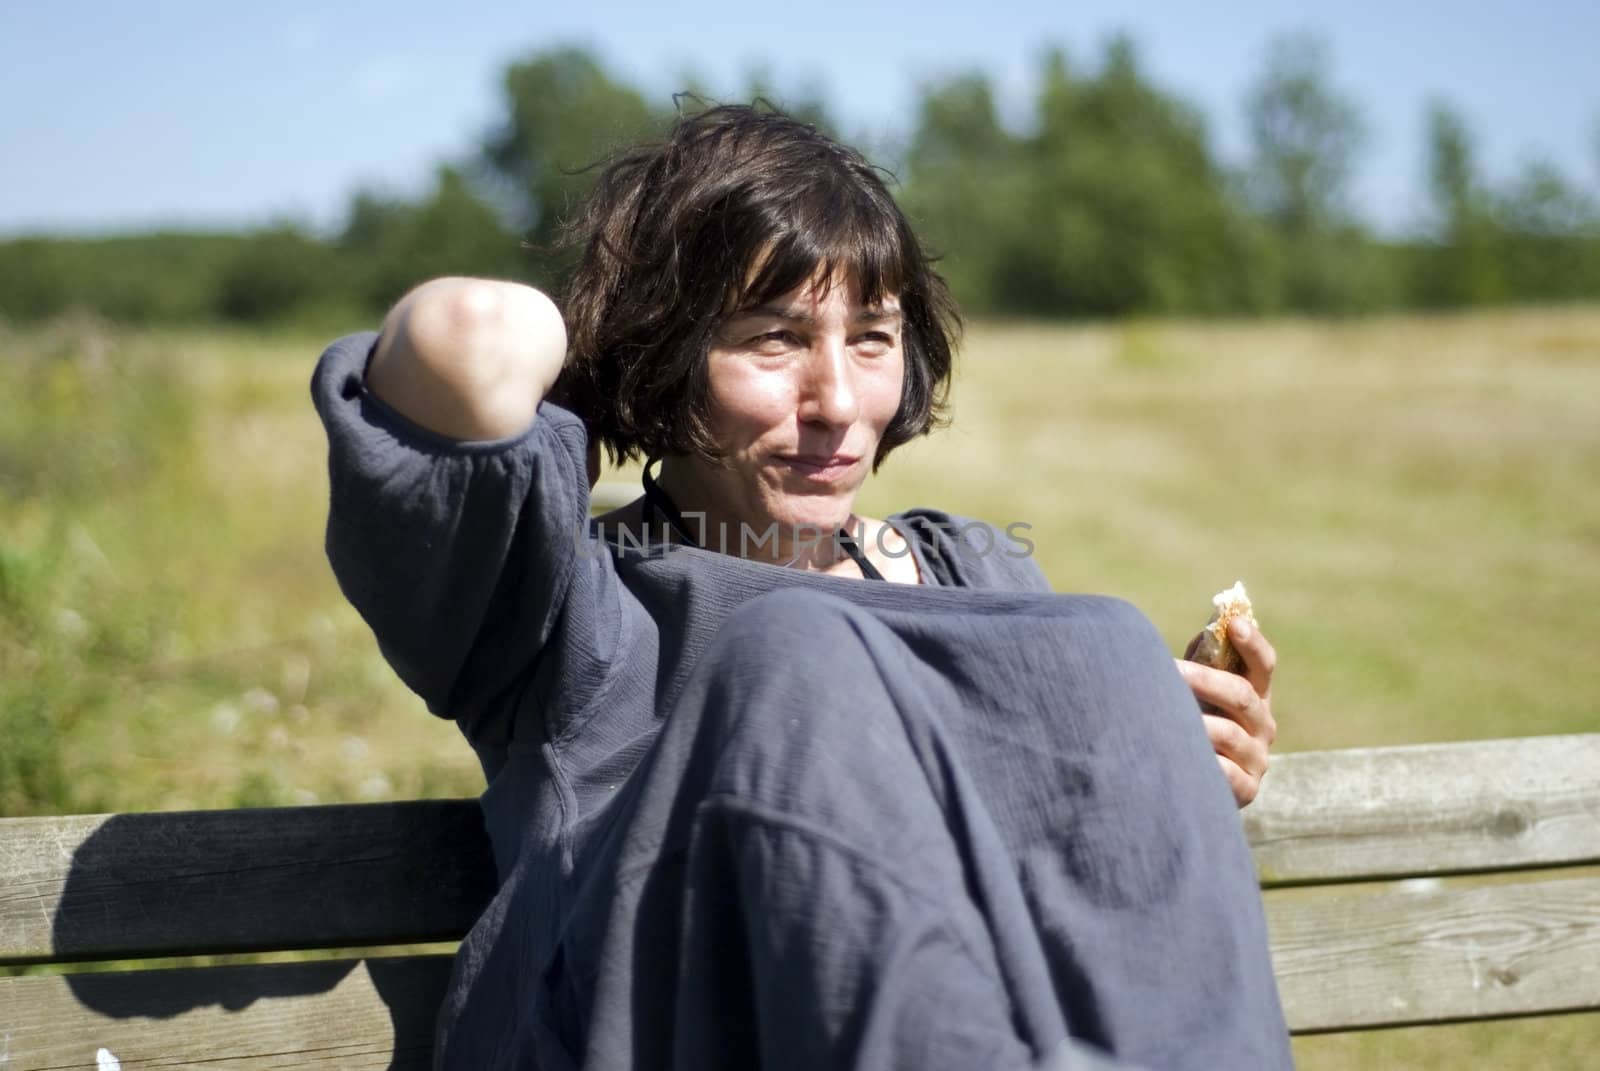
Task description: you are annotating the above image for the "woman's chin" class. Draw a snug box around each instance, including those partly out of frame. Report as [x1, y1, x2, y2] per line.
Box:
[762, 496, 857, 535]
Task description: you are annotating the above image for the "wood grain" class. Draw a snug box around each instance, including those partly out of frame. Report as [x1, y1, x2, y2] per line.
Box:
[0, 955, 452, 1069]
[1267, 873, 1600, 1032]
[1245, 734, 1600, 885]
[4, 878, 1595, 1050]
[0, 801, 496, 964]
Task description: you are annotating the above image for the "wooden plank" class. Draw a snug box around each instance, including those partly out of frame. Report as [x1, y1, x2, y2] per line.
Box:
[0, 801, 496, 964]
[1245, 734, 1600, 885]
[0, 954, 451, 1069]
[1268, 873, 1600, 1033]
[7, 880, 1597, 1058]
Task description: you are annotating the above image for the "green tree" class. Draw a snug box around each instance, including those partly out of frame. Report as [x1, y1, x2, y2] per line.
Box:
[341, 165, 525, 313]
[1041, 38, 1274, 315]
[900, 70, 1023, 313]
[1591, 114, 1600, 187]
[1242, 33, 1386, 311]
[1243, 34, 1364, 235]
[1493, 158, 1600, 300]
[481, 47, 665, 282]
[1415, 102, 1505, 306]
[0, 233, 249, 324]
[905, 39, 1269, 317]
[215, 225, 343, 323]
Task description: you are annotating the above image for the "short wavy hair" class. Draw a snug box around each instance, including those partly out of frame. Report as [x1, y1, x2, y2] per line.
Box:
[556, 103, 959, 468]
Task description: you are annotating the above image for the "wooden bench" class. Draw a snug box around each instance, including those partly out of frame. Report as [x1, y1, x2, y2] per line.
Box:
[3, 733, 1597, 1068]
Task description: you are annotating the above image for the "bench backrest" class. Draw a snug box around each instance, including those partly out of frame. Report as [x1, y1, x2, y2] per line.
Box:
[1244, 733, 1600, 1032]
[3, 733, 1598, 1067]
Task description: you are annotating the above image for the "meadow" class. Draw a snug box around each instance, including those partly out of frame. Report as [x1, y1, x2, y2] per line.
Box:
[2, 308, 1597, 1065]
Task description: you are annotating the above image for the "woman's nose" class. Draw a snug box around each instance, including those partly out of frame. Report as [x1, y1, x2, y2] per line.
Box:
[798, 340, 860, 427]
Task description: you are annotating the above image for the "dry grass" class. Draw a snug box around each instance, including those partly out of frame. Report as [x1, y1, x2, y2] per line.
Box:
[864, 307, 1600, 751]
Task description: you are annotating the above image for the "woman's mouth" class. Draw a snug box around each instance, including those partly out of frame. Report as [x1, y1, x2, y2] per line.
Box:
[776, 453, 861, 483]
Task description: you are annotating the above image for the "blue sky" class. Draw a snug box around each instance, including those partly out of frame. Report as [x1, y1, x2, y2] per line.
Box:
[3, 0, 1597, 237]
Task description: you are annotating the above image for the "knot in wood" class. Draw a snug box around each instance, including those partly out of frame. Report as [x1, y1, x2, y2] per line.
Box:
[1488, 808, 1530, 838]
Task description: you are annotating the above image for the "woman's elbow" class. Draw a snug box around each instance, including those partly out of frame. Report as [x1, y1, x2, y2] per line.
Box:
[370, 277, 567, 441]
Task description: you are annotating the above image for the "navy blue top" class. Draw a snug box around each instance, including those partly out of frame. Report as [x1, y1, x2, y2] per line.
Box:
[312, 331, 1291, 1071]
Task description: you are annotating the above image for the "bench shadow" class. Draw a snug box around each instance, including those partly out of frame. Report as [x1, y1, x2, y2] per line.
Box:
[52, 810, 490, 1071]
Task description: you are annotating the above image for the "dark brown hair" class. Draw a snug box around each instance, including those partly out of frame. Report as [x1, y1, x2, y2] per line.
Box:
[556, 103, 959, 467]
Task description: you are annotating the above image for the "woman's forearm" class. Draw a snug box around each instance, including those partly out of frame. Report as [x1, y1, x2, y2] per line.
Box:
[367, 277, 567, 441]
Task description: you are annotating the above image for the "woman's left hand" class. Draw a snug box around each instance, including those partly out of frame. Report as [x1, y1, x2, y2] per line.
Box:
[1174, 618, 1277, 808]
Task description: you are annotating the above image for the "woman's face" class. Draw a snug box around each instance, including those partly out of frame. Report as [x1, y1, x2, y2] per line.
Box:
[662, 275, 905, 550]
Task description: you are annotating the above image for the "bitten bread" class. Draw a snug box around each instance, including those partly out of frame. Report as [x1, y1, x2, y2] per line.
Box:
[1184, 580, 1255, 676]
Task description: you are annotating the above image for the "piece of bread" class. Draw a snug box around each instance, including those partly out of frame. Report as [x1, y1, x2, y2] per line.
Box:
[1183, 581, 1255, 676]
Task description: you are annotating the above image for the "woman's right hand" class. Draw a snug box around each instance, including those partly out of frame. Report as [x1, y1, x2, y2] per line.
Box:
[1174, 617, 1278, 808]
[367, 278, 567, 442]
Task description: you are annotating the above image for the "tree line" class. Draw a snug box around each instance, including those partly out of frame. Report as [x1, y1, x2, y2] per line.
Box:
[3, 35, 1598, 327]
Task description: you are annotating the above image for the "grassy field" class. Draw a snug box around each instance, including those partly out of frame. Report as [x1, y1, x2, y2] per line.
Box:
[2, 308, 1597, 1064]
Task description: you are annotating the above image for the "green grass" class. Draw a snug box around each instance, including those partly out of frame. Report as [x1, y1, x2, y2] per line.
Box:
[0, 315, 480, 817]
[3, 307, 1598, 1065]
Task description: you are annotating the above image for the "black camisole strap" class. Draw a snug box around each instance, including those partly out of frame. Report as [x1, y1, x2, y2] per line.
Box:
[641, 460, 884, 581]
[836, 528, 885, 581]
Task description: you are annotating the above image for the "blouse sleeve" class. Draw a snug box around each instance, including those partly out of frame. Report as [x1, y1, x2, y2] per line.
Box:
[311, 331, 616, 738]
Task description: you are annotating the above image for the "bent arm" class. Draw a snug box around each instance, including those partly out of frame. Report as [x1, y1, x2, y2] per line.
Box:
[311, 295, 605, 736]
[367, 277, 567, 441]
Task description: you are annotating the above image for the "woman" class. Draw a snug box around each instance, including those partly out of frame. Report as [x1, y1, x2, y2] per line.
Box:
[314, 106, 1289, 1070]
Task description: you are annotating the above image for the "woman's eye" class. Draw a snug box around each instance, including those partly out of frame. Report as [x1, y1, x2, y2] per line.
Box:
[750, 330, 798, 349]
[855, 332, 896, 353]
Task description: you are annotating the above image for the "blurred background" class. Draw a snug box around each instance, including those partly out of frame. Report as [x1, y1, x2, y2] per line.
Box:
[2, 3, 1597, 1063]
